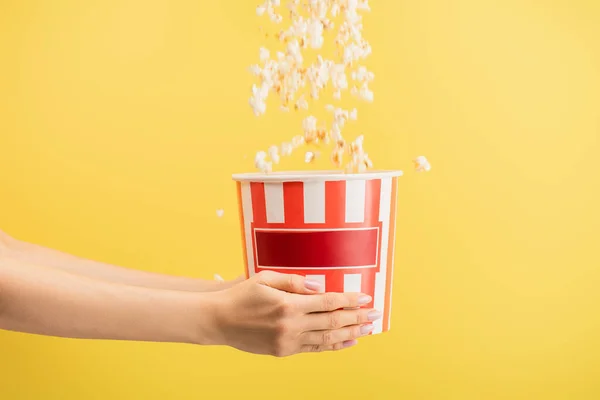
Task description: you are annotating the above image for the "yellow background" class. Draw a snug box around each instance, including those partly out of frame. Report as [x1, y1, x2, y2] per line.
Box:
[1, 0, 599, 399]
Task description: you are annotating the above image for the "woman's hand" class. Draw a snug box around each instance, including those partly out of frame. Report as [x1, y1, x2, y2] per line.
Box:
[208, 271, 382, 357]
[0, 251, 380, 356]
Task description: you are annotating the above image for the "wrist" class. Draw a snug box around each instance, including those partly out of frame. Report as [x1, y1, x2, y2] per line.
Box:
[189, 290, 228, 346]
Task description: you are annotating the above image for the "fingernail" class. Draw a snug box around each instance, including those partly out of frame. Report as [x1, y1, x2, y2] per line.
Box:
[367, 310, 383, 321]
[358, 295, 372, 305]
[342, 339, 358, 348]
[304, 279, 323, 292]
[360, 324, 374, 335]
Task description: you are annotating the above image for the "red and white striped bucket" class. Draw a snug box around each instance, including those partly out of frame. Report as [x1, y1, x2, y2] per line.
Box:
[232, 170, 402, 335]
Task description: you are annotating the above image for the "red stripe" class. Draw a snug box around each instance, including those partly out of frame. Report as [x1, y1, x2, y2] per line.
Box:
[326, 271, 345, 293]
[250, 182, 267, 224]
[365, 179, 381, 226]
[251, 224, 259, 275]
[283, 182, 304, 226]
[366, 179, 383, 285]
[255, 229, 378, 268]
[325, 181, 346, 226]
[361, 270, 376, 309]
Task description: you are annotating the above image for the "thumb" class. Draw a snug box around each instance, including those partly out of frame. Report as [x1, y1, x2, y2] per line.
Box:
[256, 271, 323, 294]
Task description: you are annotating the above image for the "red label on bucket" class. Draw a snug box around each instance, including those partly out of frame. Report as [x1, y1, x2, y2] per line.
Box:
[254, 228, 379, 269]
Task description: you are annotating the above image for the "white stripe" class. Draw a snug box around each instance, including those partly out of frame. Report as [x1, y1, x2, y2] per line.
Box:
[387, 179, 398, 330]
[343, 274, 362, 293]
[303, 181, 325, 223]
[264, 183, 285, 223]
[372, 272, 384, 334]
[374, 177, 392, 333]
[241, 182, 255, 277]
[345, 180, 366, 223]
[305, 274, 325, 293]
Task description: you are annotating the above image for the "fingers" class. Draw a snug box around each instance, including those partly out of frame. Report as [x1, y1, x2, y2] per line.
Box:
[255, 271, 323, 294]
[299, 291, 373, 313]
[300, 339, 358, 354]
[300, 324, 374, 346]
[303, 308, 382, 331]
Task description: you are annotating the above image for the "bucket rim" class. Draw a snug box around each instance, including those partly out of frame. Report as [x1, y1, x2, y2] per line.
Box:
[232, 170, 403, 183]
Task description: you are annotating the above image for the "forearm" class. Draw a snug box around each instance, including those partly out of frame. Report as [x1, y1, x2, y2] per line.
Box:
[0, 256, 218, 344]
[5, 235, 226, 292]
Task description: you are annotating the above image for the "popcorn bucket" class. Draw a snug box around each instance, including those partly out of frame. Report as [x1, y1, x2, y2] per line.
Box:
[232, 170, 402, 335]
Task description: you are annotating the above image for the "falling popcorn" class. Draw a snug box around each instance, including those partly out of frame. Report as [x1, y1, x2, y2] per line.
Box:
[216, 209, 225, 218]
[254, 151, 272, 173]
[305, 151, 318, 163]
[413, 156, 431, 172]
[294, 95, 308, 111]
[280, 142, 293, 156]
[268, 145, 280, 164]
[249, 0, 377, 174]
[259, 47, 270, 62]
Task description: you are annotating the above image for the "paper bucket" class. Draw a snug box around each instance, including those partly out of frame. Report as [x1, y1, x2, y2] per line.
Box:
[232, 170, 402, 335]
